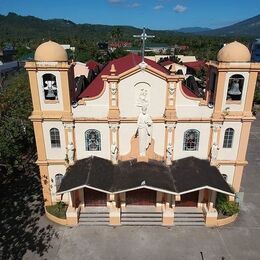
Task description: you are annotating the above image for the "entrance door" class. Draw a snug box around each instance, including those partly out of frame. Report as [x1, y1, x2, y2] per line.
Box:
[84, 188, 107, 206]
[175, 191, 199, 207]
[126, 189, 156, 205]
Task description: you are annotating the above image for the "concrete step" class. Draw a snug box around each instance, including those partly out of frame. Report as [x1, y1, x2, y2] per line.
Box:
[121, 222, 162, 226]
[121, 217, 162, 222]
[79, 217, 109, 222]
[175, 222, 205, 226]
[80, 212, 109, 215]
[174, 218, 204, 222]
[121, 213, 162, 217]
[175, 213, 204, 218]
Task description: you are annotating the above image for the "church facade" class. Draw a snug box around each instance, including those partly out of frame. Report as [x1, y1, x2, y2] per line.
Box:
[25, 40, 260, 226]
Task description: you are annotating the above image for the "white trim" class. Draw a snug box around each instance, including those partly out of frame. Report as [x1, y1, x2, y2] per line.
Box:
[56, 184, 111, 195]
[179, 185, 234, 196]
[57, 184, 234, 197]
[113, 185, 178, 195]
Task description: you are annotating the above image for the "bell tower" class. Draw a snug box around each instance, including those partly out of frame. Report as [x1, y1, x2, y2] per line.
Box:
[206, 41, 260, 193]
[25, 41, 74, 205]
[206, 41, 259, 118]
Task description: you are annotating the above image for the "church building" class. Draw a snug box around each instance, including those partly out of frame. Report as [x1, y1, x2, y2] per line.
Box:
[25, 39, 260, 226]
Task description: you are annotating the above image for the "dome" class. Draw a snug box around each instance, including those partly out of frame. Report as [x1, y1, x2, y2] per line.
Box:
[34, 41, 68, 62]
[217, 41, 251, 62]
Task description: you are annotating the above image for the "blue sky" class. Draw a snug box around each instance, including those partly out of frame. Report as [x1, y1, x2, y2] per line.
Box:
[0, 0, 259, 30]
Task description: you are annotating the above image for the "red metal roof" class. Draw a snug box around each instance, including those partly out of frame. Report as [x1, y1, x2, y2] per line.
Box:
[86, 60, 100, 70]
[181, 84, 198, 98]
[183, 60, 205, 71]
[160, 60, 174, 66]
[79, 53, 169, 99]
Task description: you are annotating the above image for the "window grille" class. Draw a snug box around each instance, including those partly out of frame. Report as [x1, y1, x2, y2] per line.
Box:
[85, 129, 101, 151]
[183, 129, 200, 151]
[50, 128, 61, 148]
[223, 128, 234, 148]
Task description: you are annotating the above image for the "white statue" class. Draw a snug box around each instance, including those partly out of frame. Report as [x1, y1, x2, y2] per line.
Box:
[136, 106, 153, 156]
[67, 142, 75, 164]
[111, 142, 118, 164]
[211, 142, 219, 161]
[166, 144, 173, 165]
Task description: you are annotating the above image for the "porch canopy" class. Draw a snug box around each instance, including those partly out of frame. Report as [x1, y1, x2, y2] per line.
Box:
[57, 156, 234, 196]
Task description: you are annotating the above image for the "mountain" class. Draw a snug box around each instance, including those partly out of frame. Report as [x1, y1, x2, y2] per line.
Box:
[198, 14, 260, 37]
[0, 12, 182, 42]
[177, 27, 212, 33]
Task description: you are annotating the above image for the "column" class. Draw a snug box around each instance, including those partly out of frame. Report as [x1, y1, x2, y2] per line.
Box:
[165, 123, 176, 165]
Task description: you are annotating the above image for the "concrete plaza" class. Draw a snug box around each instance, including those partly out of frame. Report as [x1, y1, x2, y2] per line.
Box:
[24, 116, 260, 260]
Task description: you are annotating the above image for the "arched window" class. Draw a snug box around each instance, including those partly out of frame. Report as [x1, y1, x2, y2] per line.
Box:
[183, 129, 200, 151]
[223, 128, 234, 148]
[226, 74, 244, 101]
[42, 73, 58, 100]
[85, 129, 101, 151]
[55, 174, 63, 192]
[50, 128, 61, 148]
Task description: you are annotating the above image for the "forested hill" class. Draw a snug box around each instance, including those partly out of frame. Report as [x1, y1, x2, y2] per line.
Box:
[0, 12, 182, 42]
[198, 14, 260, 37]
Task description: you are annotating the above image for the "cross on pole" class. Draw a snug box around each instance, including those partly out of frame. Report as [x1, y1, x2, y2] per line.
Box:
[133, 27, 155, 63]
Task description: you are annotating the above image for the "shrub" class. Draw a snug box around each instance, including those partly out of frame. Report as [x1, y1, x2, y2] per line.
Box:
[46, 202, 68, 219]
[216, 193, 239, 216]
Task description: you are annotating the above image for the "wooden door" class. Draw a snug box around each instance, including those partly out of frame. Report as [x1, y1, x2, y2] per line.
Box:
[175, 191, 199, 207]
[84, 188, 107, 206]
[126, 189, 156, 205]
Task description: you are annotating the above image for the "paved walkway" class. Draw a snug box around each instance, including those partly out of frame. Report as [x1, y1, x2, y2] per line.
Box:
[24, 117, 260, 260]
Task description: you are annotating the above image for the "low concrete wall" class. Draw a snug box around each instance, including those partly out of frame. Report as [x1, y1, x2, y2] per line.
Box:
[45, 207, 68, 226]
[217, 213, 238, 227]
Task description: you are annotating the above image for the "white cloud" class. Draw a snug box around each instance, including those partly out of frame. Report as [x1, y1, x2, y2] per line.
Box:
[129, 2, 141, 8]
[174, 4, 187, 13]
[153, 5, 164, 10]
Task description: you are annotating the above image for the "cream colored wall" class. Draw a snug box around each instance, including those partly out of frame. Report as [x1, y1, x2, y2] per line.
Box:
[42, 121, 66, 160]
[118, 71, 167, 117]
[221, 71, 249, 112]
[175, 82, 213, 118]
[218, 122, 242, 161]
[119, 123, 136, 156]
[48, 164, 68, 202]
[174, 122, 211, 160]
[74, 123, 110, 160]
[37, 71, 64, 111]
[152, 123, 166, 156]
[72, 86, 109, 117]
[74, 62, 89, 77]
[219, 165, 235, 186]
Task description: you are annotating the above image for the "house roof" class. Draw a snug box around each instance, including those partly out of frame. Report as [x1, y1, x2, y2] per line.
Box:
[79, 53, 169, 99]
[57, 156, 233, 196]
[86, 60, 100, 70]
[183, 60, 205, 71]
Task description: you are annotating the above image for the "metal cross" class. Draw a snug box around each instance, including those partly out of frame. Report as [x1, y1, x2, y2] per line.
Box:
[133, 27, 155, 63]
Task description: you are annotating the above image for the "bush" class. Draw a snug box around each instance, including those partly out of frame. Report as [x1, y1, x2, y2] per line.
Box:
[216, 193, 239, 216]
[46, 201, 68, 219]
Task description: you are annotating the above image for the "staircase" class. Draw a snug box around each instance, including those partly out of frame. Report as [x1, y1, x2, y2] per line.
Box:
[121, 206, 163, 226]
[79, 207, 110, 226]
[174, 207, 205, 226]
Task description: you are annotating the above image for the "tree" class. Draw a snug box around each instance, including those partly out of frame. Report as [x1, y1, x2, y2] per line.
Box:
[0, 70, 35, 174]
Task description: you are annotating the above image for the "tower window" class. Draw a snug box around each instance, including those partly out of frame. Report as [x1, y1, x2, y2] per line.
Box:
[42, 73, 58, 100]
[85, 129, 101, 151]
[183, 129, 200, 151]
[50, 128, 61, 148]
[55, 174, 63, 192]
[226, 74, 244, 101]
[223, 128, 234, 148]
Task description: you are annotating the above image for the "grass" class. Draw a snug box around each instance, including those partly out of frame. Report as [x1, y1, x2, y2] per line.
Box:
[46, 202, 68, 219]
